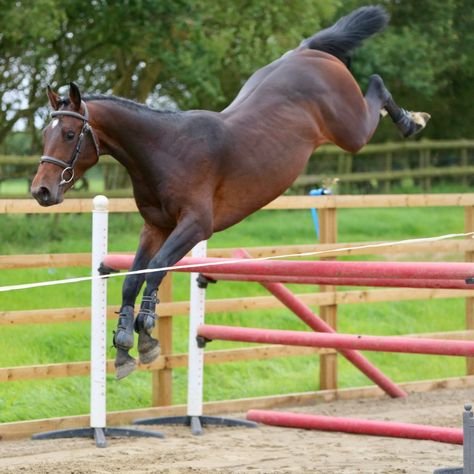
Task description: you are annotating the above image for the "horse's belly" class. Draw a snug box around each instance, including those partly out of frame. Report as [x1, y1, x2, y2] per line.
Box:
[212, 146, 312, 232]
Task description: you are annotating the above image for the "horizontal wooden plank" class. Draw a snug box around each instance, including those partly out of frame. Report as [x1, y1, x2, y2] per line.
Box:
[0, 198, 138, 214]
[2, 374, 474, 440]
[3, 239, 473, 270]
[3, 194, 474, 214]
[314, 139, 474, 155]
[2, 242, 471, 271]
[218, 240, 474, 259]
[171, 345, 327, 368]
[0, 253, 91, 269]
[0, 345, 327, 382]
[265, 194, 474, 210]
[0, 155, 39, 165]
[0, 329, 468, 383]
[3, 287, 473, 326]
[406, 329, 474, 340]
[0, 199, 94, 214]
[297, 166, 474, 186]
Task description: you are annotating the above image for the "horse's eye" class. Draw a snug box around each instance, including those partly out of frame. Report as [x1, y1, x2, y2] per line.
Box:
[66, 131, 75, 140]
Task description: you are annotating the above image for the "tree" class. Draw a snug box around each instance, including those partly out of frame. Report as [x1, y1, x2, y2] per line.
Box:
[2, 0, 474, 152]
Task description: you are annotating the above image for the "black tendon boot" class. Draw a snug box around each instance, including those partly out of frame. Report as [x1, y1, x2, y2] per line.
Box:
[113, 305, 137, 379]
[134, 291, 161, 364]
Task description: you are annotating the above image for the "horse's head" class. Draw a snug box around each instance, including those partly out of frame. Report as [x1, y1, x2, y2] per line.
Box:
[31, 83, 100, 206]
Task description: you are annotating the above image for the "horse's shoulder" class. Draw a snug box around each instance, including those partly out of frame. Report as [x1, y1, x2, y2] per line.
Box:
[182, 110, 226, 132]
[179, 111, 230, 154]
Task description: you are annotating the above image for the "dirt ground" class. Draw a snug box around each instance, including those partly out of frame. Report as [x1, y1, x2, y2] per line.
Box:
[0, 386, 470, 474]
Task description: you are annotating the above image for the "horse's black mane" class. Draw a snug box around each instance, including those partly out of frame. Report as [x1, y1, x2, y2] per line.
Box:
[59, 94, 177, 115]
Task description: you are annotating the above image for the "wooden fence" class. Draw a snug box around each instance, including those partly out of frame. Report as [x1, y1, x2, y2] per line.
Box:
[299, 139, 474, 193]
[2, 139, 474, 196]
[1, 194, 474, 439]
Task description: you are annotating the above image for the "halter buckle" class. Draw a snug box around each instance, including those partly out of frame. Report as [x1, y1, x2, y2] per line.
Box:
[59, 167, 75, 186]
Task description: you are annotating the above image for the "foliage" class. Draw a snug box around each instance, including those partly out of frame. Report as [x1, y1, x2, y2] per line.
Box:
[343, 0, 474, 140]
[166, 1, 336, 110]
[0, 0, 335, 153]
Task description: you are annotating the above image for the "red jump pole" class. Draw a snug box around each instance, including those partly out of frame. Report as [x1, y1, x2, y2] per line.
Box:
[202, 273, 473, 290]
[103, 254, 474, 281]
[246, 410, 463, 445]
[232, 249, 406, 398]
[198, 324, 474, 357]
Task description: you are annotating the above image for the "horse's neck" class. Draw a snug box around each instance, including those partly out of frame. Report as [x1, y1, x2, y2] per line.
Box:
[89, 100, 177, 174]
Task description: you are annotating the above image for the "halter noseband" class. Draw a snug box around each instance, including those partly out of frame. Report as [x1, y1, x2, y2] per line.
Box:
[40, 101, 100, 186]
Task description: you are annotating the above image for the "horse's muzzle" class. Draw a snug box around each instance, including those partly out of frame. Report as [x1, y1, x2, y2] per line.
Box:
[31, 185, 63, 207]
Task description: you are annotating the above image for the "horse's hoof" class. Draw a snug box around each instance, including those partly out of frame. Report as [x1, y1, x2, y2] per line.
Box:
[115, 348, 137, 380]
[412, 111, 431, 131]
[402, 111, 431, 137]
[138, 331, 160, 365]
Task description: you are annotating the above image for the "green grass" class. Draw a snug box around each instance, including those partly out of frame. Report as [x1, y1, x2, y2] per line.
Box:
[0, 204, 469, 422]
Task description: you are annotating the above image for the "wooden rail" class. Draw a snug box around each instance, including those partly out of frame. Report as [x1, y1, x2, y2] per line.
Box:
[3, 193, 474, 214]
[2, 328, 472, 384]
[297, 166, 474, 187]
[0, 346, 326, 383]
[2, 240, 474, 270]
[3, 288, 473, 326]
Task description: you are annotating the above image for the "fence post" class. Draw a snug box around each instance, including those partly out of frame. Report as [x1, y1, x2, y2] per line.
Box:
[152, 273, 173, 406]
[465, 205, 474, 376]
[419, 149, 431, 191]
[318, 206, 338, 390]
[461, 147, 468, 187]
[384, 152, 392, 193]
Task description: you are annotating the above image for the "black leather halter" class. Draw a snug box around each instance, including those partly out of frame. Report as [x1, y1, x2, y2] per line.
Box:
[40, 101, 100, 186]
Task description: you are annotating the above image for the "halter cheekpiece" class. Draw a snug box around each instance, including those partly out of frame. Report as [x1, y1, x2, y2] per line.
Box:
[40, 101, 100, 186]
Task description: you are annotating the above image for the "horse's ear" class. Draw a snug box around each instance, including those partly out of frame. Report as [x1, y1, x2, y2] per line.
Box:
[47, 85, 60, 111]
[68, 82, 82, 111]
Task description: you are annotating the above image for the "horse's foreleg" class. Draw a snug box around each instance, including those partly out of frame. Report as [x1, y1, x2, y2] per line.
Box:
[114, 224, 166, 380]
[366, 74, 430, 138]
[135, 212, 212, 366]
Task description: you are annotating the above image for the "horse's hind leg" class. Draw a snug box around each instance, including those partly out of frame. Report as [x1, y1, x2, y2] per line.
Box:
[366, 74, 430, 137]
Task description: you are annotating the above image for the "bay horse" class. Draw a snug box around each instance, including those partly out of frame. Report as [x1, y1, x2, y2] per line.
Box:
[31, 5, 430, 379]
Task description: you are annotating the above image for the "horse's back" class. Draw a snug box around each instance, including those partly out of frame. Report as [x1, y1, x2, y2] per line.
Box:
[224, 48, 361, 113]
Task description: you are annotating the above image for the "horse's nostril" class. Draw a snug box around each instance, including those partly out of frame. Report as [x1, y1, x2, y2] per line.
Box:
[32, 186, 52, 205]
[38, 187, 51, 202]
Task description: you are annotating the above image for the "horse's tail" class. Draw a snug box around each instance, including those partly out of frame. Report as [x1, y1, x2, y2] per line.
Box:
[301, 5, 389, 66]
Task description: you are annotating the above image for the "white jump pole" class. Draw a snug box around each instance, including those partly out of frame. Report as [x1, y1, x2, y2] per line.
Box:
[90, 195, 109, 445]
[186, 240, 208, 434]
